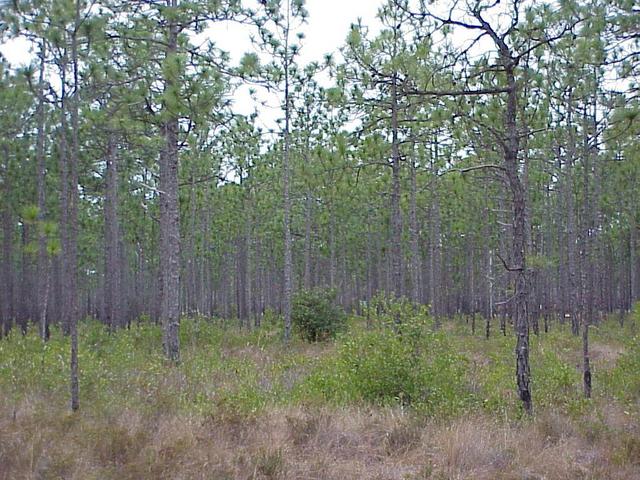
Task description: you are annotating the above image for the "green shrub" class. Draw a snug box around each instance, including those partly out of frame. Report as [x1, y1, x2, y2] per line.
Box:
[606, 334, 640, 405]
[368, 291, 426, 328]
[292, 289, 345, 342]
[300, 318, 471, 415]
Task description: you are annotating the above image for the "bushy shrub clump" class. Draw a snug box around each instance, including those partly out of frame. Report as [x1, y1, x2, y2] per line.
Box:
[292, 288, 346, 342]
[300, 316, 471, 415]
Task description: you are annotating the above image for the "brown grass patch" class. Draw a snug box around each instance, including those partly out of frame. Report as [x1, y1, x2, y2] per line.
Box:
[589, 342, 625, 365]
[1, 395, 639, 480]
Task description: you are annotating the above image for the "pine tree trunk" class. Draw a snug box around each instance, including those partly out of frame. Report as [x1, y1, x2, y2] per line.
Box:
[36, 41, 49, 341]
[159, 11, 181, 362]
[69, 1, 81, 411]
[504, 63, 532, 414]
[304, 192, 313, 290]
[565, 96, 580, 336]
[409, 157, 421, 305]
[282, 14, 293, 343]
[237, 230, 248, 327]
[390, 76, 402, 303]
[104, 134, 120, 331]
[1, 145, 14, 337]
[631, 217, 638, 305]
[329, 204, 336, 289]
[580, 98, 597, 398]
[429, 142, 442, 322]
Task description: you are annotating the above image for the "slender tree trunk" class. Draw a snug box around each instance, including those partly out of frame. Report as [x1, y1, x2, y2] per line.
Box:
[69, 1, 81, 411]
[366, 217, 374, 322]
[237, 230, 248, 326]
[470, 245, 476, 334]
[304, 191, 313, 290]
[556, 150, 567, 321]
[429, 140, 441, 322]
[104, 134, 121, 331]
[329, 204, 336, 289]
[184, 175, 196, 316]
[631, 217, 638, 305]
[159, 10, 181, 362]
[484, 194, 493, 338]
[565, 96, 580, 336]
[580, 96, 598, 398]
[390, 75, 402, 303]
[409, 156, 421, 305]
[1, 145, 14, 337]
[35, 41, 49, 341]
[282, 2, 293, 343]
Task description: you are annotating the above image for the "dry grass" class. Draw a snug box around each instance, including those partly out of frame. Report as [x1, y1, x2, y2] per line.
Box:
[1, 394, 638, 480]
[1, 317, 638, 479]
[589, 342, 625, 365]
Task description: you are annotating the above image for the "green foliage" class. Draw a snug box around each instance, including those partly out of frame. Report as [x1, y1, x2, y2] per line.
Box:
[20, 204, 39, 223]
[532, 338, 584, 413]
[606, 333, 640, 407]
[480, 334, 576, 413]
[0, 316, 637, 424]
[299, 318, 471, 415]
[239, 52, 260, 77]
[292, 288, 346, 342]
[527, 253, 557, 270]
[367, 291, 428, 328]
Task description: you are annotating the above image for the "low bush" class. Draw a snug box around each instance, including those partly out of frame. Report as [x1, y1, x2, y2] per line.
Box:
[300, 317, 472, 415]
[292, 288, 346, 342]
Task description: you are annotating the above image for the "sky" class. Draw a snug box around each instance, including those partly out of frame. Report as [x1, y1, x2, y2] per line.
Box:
[0, 1, 384, 64]
[207, 0, 385, 128]
[214, 0, 383, 65]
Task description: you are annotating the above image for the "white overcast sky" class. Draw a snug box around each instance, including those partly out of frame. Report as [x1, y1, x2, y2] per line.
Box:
[208, 0, 384, 128]
[0, 1, 384, 64]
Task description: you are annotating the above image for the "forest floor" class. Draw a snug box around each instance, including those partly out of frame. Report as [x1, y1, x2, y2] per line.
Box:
[0, 313, 639, 480]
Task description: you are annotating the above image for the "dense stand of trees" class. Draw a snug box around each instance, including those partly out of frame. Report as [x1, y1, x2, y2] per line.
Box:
[0, 0, 638, 413]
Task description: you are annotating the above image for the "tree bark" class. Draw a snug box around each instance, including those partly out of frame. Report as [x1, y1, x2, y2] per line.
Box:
[565, 96, 580, 336]
[329, 203, 336, 289]
[631, 217, 638, 305]
[36, 41, 49, 341]
[104, 134, 121, 331]
[429, 138, 442, 322]
[282, 0, 293, 343]
[69, 0, 81, 411]
[237, 230, 249, 326]
[390, 75, 403, 303]
[409, 156, 421, 305]
[159, 7, 181, 362]
[303, 191, 313, 290]
[504, 62, 532, 414]
[1, 145, 14, 337]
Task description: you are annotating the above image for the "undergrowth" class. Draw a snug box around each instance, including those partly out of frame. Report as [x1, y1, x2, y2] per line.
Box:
[1, 309, 639, 479]
[0, 309, 638, 419]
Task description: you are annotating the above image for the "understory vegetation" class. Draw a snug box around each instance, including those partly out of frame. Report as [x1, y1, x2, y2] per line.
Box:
[1, 310, 638, 479]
